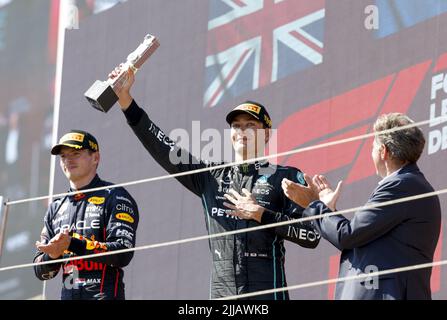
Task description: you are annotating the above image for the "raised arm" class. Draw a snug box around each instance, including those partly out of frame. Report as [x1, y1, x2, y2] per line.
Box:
[110, 65, 209, 197]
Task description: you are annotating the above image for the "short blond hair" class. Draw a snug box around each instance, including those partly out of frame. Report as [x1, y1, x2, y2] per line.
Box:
[373, 113, 425, 164]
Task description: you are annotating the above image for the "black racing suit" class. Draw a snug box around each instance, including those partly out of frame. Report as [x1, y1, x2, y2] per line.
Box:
[123, 100, 320, 300]
[33, 175, 139, 300]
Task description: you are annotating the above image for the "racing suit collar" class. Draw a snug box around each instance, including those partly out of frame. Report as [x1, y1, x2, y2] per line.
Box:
[68, 174, 101, 201]
[233, 160, 269, 174]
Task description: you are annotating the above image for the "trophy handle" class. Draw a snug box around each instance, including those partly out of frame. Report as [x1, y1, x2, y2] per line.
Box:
[108, 64, 133, 91]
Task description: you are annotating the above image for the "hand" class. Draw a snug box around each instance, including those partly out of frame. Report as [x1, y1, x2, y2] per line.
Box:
[281, 174, 319, 208]
[36, 229, 71, 259]
[312, 175, 343, 211]
[223, 188, 265, 223]
[108, 63, 135, 110]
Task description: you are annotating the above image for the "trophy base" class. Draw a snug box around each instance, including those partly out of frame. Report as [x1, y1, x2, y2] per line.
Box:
[84, 80, 119, 113]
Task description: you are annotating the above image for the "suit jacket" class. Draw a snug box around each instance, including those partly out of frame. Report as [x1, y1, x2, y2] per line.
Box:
[304, 163, 441, 300]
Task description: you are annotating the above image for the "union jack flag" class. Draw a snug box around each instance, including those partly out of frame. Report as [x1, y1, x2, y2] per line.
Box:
[374, 0, 447, 38]
[204, 0, 325, 108]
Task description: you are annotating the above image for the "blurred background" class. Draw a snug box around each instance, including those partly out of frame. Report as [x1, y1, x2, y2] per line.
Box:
[0, 0, 126, 300]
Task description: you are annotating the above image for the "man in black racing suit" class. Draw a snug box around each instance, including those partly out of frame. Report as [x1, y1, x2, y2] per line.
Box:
[33, 130, 139, 300]
[109, 65, 320, 300]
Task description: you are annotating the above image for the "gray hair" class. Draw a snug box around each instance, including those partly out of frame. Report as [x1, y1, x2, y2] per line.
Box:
[373, 113, 425, 164]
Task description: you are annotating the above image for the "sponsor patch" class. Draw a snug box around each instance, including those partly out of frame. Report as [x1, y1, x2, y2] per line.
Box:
[88, 140, 98, 151]
[116, 196, 132, 204]
[74, 193, 86, 201]
[236, 103, 261, 114]
[116, 213, 134, 223]
[88, 197, 105, 205]
[257, 175, 269, 184]
[296, 171, 306, 185]
[60, 132, 84, 143]
[116, 229, 134, 240]
[116, 203, 134, 215]
[264, 114, 272, 127]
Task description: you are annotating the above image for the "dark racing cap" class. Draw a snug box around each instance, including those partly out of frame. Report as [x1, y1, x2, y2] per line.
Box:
[51, 130, 99, 155]
[226, 101, 272, 128]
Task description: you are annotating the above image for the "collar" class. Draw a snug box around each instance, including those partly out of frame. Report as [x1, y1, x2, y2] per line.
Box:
[68, 174, 101, 201]
[233, 160, 269, 174]
[378, 163, 417, 185]
[378, 170, 399, 185]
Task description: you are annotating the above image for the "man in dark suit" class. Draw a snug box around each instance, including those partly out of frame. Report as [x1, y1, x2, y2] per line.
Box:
[282, 113, 442, 300]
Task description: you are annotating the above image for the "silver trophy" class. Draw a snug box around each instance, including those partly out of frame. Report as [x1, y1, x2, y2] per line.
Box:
[85, 34, 160, 112]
